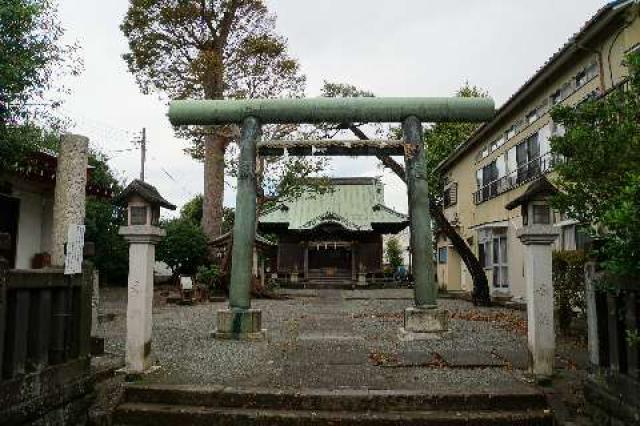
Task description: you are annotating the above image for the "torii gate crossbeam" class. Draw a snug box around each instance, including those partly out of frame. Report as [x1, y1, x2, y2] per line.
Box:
[169, 97, 494, 340]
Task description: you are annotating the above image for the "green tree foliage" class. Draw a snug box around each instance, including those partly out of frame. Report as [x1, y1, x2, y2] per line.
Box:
[157, 219, 208, 277]
[120, 0, 305, 158]
[385, 237, 403, 271]
[0, 0, 80, 170]
[82, 151, 128, 284]
[180, 194, 204, 224]
[550, 52, 640, 277]
[180, 194, 235, 232]
[85, 198, 128, 284]
[424, 83, 488, 201]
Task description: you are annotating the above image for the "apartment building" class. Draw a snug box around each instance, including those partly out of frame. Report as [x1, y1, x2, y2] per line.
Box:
[435, 0, 640, 301]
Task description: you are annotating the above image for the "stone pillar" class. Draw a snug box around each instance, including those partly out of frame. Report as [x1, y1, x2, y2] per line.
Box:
[91, 269, 100, 337]
[90, 269, 104, 355]
[303, 243, 309, 281]
[119, 226, 165, 373]
[401, 116, 447, 335]
[517, 225, 559, 379]
[51, 134, 89, 266]
[585, 262, 601, 367]
[215, 117, 265, 341]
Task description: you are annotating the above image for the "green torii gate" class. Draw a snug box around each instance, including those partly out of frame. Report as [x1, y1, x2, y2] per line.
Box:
[169, 97, 494, 339]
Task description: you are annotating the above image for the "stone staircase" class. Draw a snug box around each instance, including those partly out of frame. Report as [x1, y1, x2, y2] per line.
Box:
[305, 268, 354, 288]
[114, 384, 553, 425]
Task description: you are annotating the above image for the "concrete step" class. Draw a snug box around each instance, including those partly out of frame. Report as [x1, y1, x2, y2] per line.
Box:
[121, 384, 550, 413]
[114, 402, 553, 426]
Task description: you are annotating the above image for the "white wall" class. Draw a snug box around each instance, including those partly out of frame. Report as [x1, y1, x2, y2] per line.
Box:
[14, 191, 45, 269]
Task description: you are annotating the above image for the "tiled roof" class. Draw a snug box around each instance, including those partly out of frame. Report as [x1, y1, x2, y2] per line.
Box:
[208, 231, 276, 248]
[259, 177, 408, 232]
[436, 0, 635, 173]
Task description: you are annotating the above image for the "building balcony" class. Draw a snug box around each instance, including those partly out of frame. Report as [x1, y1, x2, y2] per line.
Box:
[473, 152, 560, 205]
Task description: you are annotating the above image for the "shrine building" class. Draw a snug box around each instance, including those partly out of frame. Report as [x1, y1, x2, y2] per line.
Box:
[258, 177, 408, 286]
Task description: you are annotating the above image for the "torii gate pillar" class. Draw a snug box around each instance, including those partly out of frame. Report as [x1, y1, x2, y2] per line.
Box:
[401, 116, 448, 337]
[169, 97, 494, 341]
[214, 117, 266, 340]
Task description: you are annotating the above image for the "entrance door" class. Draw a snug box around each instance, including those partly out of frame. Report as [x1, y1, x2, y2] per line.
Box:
[308, 245, 351, 277]
[0, 194, 20, 268]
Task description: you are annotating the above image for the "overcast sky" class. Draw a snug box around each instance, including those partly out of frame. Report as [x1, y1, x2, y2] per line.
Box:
[56, 0, 608, 216]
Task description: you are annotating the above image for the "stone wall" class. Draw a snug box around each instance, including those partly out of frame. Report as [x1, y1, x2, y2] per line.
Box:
[0, 358, 94, 425]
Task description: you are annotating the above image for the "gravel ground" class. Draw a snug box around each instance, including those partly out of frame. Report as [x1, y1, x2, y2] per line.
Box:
[94, 286, 593, 423]
[97, 287, 535, 391]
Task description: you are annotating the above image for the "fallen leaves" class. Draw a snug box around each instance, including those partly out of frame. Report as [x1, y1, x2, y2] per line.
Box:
[450, 310, 528, 335]
[352, 312, 403, 320]
[368, 350, 398, 366]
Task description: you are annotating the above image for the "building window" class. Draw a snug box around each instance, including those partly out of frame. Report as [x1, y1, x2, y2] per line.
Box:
[478, 229, 492, 269]
[479, 241, 491, 268]
[506, 125, 516, 140]
[438, 247, 448, 264]
[481, 145, 489, 158]
[443, 182, 458, 208]
[575, 70, 587, 88]
[577, 62, 598, 87]
[526, 109, 538, 124]
[492, 232, 509, 289]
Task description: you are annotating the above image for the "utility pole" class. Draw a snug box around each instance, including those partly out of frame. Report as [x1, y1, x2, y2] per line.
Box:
[140, 127, 146, 181]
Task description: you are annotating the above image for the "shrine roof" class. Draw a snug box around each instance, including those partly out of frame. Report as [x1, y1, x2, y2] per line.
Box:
[259, 177, 408, 233]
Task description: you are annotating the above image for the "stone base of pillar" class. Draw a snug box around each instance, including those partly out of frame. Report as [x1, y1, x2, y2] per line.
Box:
[213, 308, 266, 341]
[403, 307, 448, 332]
[357, 273, 367, 287]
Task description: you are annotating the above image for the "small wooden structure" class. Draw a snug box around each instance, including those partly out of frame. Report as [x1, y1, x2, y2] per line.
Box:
[259, 178, 408, 285]
[208, 231, 277, 292]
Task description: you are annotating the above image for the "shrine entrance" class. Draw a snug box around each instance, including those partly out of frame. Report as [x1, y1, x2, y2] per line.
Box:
[308, 243, 351, 272]
[168, 96, 494, 340]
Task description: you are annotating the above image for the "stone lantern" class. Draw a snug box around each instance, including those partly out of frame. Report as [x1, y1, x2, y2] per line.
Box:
[113, 179, 176, 374]
[506, 177, 559, 380]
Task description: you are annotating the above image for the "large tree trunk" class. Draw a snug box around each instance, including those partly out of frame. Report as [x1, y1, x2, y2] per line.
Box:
[202, 47, 228, 242]
[202, 132, 226, 240]
[428, 199, 491, 306]
[348, 124, 491, 306]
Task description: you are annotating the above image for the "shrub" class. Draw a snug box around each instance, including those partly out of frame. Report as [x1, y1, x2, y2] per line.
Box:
[553, 250, 588, 334]
[157, 218, 208, 278]
[385, 237, 403, 271]
[196, 264, 220, 291]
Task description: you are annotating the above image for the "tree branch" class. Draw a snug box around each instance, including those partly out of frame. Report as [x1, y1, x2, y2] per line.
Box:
[345, 123, 406, 181]
[217, 0, 240, 47]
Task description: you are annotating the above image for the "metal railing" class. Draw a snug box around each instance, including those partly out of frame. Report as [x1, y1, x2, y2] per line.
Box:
[473, 152, 559, 205]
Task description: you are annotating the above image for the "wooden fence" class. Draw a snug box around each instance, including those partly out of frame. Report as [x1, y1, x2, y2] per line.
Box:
[0, 262, 93, 379]
[0, 239, 95, 425]
[584, 263, 640, 424]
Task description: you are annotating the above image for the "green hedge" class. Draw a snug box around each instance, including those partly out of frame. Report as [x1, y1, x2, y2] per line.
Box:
[553, 250, 588, 334]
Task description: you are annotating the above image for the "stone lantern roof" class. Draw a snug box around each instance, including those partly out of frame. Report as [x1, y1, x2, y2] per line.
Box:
[505, 177, 558, 211]
[113, 179, 176, 210]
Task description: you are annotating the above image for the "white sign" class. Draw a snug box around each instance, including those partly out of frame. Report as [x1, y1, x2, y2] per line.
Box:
[180, 276, 193, 290]
[64, 224, 86, 275]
